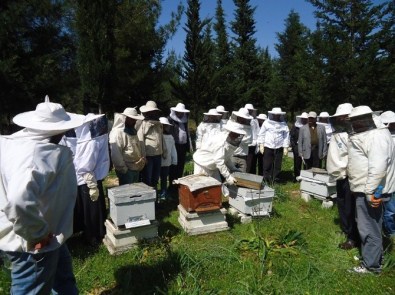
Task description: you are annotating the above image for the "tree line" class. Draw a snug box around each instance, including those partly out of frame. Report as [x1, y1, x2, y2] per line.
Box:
[1, 0, 394, 133]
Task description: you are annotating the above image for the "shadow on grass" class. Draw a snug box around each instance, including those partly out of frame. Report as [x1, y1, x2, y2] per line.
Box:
[67, 234, 102, 260]
[100, 251, 182, 295]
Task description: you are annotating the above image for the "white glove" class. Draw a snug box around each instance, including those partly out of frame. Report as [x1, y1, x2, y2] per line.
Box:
[89, 187, 100, 201]
[259, 144, 265, 154]
[283, 148, 288, 157]
[226, 175, 237, 185]
[83, 172, 99, 201]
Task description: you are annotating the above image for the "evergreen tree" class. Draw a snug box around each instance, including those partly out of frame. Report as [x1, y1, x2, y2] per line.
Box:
[274, 10, 311, 117]
[74, 0, 115, 114]
[309, 0, 391, 109]
[176, 0, 211, 121]
[0, 0, 77, 131]
[230, 0, 265, 108]
[213, 0, 233, 109]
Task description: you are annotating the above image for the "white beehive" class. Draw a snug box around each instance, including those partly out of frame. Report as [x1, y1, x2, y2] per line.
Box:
[108, 182, 156, 227]
[228, 185, 275, 216]
[299, 169, 336, 200]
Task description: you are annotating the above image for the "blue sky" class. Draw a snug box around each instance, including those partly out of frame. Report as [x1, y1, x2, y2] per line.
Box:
[159, 0, 387, 58]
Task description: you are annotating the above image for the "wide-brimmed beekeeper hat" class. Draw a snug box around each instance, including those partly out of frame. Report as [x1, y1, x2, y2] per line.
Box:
[122, 107, 144, 120]
[159, 117, 172, 125]
[233, 108, 253, 119]
[223, 120, 246, 135]
[171, 103, 190, 113]
[216, 105, 228, 113]
[12, 95, 84, 132]
[203, 109, 222, 116]
[348, 106, 373, 118]
[331, 103, 353, 117]
[268, 107, 285, 115]
[257, 114, 267, 120]
[380, 111, 395, 125]
[140, 100, 160, 113]
[245, 103, 257, 111]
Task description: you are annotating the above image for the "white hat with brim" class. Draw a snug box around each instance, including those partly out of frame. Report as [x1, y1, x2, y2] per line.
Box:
[122, 107, 144, 120]
[223, 120, 246, 135]
[245, 103, 257, 111]
[319, 112, 330, 118]
[171, 102, 190, 113]
[159, 117, 172, 125]
[12, 95, 84, 132]
[233, 108, 253, 120]
[140, 100, 160, 113]
[216, 105, 228, 113]
[299, 112, 308, 119]
[331, 103, 353, 117]
[203, 109, 222, 116]
[83, 113, 105, 123]
[257, 114, 267, 120]
[308, 111, 317, 118]
[268, 107, 285, 115]
[349, 106, 373, 118]
[380, 111, 395, 124]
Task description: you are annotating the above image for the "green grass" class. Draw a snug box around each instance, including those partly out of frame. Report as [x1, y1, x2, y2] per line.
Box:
[1, 157, 395, 294]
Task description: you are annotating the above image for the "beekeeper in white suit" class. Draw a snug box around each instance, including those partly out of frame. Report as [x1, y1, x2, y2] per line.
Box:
[347, 106, 395, 274]
[193, 120, 246, 184]
[195, 108, 223, 150]
[326, 103, 359, 250]
[64, 113, 110, 246]
[245, 103, 260, 174]
[380, 110, 395, 240]
[0, 96, 82, 294]
[257, 107, 290, 182]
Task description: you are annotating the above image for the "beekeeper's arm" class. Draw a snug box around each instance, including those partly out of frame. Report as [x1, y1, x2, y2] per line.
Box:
[212, 145, 236, 184]
[257, 122, 267, 154]
[195, 123, 203, 149]
[321, 127, 328, 158]
[326, 134, 348, 181]
[283, 127, 290, 156]
[298, 127, 304, 158]
[4, 166, 50, 251]
[136, 121, 147, 157]
[364, 131, 391, 195]
[171, 141, 178, 165]
[109, 130, 128, 174]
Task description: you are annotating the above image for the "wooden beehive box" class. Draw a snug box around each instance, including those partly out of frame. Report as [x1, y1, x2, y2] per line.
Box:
[232, 172, 263, 190]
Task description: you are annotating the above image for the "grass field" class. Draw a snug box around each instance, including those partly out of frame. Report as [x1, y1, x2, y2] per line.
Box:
[1, 157, 394, 294]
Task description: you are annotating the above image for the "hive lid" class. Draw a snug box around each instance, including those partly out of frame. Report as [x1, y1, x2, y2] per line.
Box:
[173, 175, 222, 192]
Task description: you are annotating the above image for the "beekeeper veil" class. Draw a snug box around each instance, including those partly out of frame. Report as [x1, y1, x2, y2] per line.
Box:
[348, 106, 376, 134]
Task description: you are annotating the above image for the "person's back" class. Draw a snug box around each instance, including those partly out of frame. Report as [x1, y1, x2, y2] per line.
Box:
[0, 137, 76, 252]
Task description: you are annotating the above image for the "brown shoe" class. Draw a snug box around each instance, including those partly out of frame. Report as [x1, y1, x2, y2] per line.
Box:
[339, 240, 356, 250]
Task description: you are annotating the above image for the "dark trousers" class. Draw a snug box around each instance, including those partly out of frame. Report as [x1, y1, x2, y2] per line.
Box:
[257, 152, 264, 176]
[246, 146, 258, 174]
[305, 145, 320, 169]
[142, 155, 161, 189]
[292, 147, 302, 180]
[262, 147, 283, 182]
[336, 178, 359, 243]
[74, 180, 106, 242]
[160, 166, 170, 193]
[169, 143, 188, 190]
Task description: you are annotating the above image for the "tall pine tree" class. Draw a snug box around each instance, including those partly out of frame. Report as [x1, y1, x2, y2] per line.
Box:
[309, 0, 391, 109]
[230, 0, 265, 108]
[275, 10, 311, 117]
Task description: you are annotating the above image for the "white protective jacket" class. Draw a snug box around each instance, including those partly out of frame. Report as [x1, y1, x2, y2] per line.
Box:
[73, 120, 110, 185]
[195, 122, 221, 150]
[233, 123, 252, 156]
[137, 119, 163, 157]
[257, 119, 290, 149]
[326, 132, 348, 182]
[161, 134, 178, 167]
[347, 128, 395, 195]
[317, 122, 333, 143]
[249, 119, 259, 147]
[193, 132, 238, 180]
[109, 113, 144, 173]
[0, 135, 77, 253]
